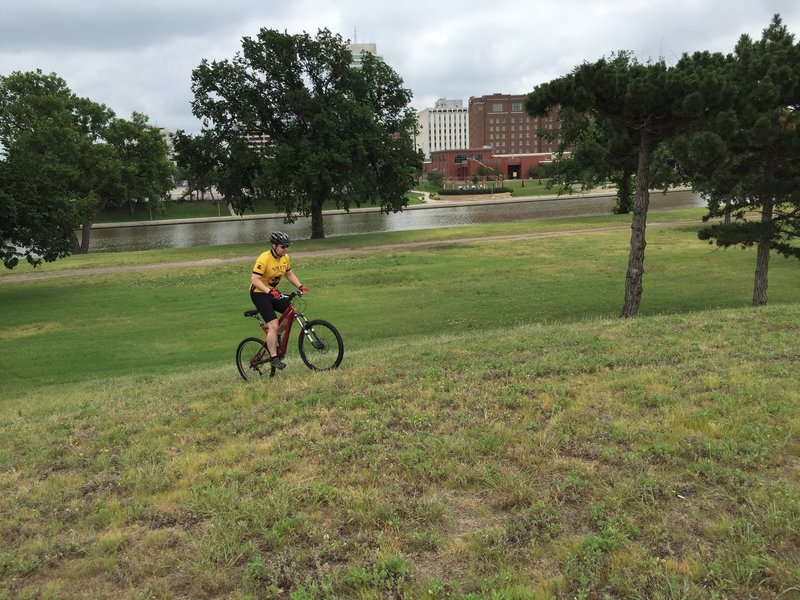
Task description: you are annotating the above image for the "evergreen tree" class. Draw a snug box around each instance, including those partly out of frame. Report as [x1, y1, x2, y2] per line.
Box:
[673, 15, 800, 306]
[527, 51, 728, 317]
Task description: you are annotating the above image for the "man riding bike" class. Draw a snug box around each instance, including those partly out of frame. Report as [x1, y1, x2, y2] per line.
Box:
[249, 231, 308, 370]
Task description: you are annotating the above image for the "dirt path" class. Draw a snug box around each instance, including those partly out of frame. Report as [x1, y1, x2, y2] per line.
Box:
[1, 221, 696, 283]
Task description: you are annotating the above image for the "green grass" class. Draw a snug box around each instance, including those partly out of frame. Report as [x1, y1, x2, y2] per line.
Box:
[1, 208, 706, 276]
[1, 217, 799, 598]
[2, 216, 777, 398]
[96, 199, 230, 222]
[429, 179, 568, 198]
[506, 178, 567, 197]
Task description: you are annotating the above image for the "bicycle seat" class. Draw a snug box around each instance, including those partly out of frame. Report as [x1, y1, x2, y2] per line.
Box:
[243, 309, 259, 317]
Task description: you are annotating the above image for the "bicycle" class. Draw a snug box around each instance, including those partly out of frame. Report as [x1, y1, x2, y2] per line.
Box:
[236, 290, 344, 380]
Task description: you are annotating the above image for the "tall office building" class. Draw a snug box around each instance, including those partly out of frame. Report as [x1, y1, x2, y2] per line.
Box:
[416, 98, 469, 159]
[469, 93, 560, 155]
[348, 43, 379, 69]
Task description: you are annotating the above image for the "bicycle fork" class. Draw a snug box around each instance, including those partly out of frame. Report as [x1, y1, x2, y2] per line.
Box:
[294, 313, 324, 349]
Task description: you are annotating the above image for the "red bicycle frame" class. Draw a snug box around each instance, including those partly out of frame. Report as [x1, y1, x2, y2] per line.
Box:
[255, 302, 298, 358]
[251, 291, 316, 359]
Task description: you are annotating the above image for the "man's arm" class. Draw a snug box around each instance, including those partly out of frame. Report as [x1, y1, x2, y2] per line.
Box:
[250, 273, 272, 293]
[285, 270, 303, 289]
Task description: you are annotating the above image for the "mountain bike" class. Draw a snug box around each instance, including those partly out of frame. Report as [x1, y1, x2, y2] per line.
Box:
[236, 290, 344, 380]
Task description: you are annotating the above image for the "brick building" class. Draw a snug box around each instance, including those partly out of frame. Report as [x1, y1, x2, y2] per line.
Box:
[425, 148, 554, 183]
[468, 93, 560, 155]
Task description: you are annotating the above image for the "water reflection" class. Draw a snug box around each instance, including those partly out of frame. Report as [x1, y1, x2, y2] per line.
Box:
[88, 191, 702, 253]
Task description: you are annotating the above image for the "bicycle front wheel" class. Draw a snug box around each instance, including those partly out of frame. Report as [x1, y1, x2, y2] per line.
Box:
[298, 320, 344, 371]
[236, 337, 272, 381]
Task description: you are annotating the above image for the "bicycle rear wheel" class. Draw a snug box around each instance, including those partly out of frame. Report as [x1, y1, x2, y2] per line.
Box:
[236, 337, 273, 381]
[298, 320, 344, 371]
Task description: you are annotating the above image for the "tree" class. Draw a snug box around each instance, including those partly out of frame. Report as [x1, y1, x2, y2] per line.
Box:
[106, 113, 175, 218]
[526, 51, 728, 317]
[0, 70, 97, 267]
[69, 111, 174, 253]
[70, 111, 174, 253]
[0, 70, 175, 266]
[672, 15, 800, 306]
[173, 129, 223, 210]
[427, 170, 444, 189]
[543, 106, 641, 213]
[189, 28, 422, 239]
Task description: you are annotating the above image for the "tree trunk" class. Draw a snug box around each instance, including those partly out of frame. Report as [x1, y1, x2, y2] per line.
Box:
[752, 199, 773, 306]
[310, 197, 325, 239]
[621, 131, 653, 319]
[71, 231, 82, 254]
[613, 168, 634, 214]
[79, 219, 92, 254]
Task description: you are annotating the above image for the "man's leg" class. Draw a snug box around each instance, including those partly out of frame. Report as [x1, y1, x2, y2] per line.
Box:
[251, 291, 286, 369]
[266, 319, 285, 369]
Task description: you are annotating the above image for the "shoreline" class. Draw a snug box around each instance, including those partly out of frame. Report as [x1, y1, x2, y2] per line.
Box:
[2, 219, 700, 284]
[91, 186, 672, 229]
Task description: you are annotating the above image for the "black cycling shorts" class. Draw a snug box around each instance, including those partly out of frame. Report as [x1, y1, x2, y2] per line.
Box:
[250, 290, 291, 323]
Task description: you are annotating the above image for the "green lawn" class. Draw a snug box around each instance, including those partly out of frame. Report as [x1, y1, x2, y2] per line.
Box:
[5, 215, 786, 398]
[1, 216, 798, 598]
[1, 208, 708, 277]
[95, 199, 229, 222]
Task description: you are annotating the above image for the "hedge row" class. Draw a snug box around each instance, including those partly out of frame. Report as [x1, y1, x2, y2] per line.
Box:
[437, 187, 512, 196]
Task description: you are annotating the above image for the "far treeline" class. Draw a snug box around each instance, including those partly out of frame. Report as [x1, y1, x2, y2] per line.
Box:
[2, 18, 799, 318]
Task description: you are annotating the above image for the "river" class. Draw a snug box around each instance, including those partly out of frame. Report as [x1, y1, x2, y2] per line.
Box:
[87, 190, 702, 253]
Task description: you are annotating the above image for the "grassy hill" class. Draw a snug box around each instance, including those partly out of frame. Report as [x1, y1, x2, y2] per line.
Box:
[1, 214, 798, 598]
[2, 307, 799, 598]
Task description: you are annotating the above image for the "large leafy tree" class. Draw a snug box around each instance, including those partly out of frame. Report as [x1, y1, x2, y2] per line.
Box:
[526, 51, 728, 317]
[173, 129, 223, 209]
[189, 28, 422, 238]
[106, 113, 176, 218]
[0, 71, 98, 267]
[672, 15, 800, 306]
[0, 70, 174, 266]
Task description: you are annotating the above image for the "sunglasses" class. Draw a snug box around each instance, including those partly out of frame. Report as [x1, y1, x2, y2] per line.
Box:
[278, 245, 289, 249]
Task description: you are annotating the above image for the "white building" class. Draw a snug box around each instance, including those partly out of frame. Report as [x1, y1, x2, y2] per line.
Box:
[416, 99, 469, 160]
[348, 43, 379, 69]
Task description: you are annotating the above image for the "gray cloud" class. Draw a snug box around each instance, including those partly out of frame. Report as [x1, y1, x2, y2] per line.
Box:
[1, 0, 798, 134]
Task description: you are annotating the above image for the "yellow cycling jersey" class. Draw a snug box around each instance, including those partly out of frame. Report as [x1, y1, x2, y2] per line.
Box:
[251, 250, 291, 292]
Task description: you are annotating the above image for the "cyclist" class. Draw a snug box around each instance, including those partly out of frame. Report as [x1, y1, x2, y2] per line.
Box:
[249, 231, 308, 370]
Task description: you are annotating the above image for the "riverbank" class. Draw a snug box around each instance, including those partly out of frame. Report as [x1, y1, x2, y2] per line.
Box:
[92, 186, 664, 229]
[3, 217, 705, 283]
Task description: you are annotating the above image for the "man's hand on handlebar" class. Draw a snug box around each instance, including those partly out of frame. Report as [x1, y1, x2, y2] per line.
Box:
[299, 286, 309, 294]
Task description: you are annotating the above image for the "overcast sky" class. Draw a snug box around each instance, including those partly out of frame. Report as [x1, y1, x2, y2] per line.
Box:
[2, 1, 799, 133]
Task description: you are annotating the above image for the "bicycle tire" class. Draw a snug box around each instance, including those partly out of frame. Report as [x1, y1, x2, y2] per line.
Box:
[236, 337, 271, 381]
[298, 320, 344, 371]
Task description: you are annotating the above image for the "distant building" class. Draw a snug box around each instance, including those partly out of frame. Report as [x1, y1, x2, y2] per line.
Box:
[416, 98, 469, 160]
[231, 122, 271, 153]
[468, 93, 560, 155]
[158, 127, 176, 161]
[348, 43, 379, 69]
